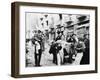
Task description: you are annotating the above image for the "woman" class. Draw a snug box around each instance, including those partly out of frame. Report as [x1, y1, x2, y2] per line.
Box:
[73, 38, 85, 65]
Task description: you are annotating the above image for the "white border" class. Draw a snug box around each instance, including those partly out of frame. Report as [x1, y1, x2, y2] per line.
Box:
[19, 6, 95, 74]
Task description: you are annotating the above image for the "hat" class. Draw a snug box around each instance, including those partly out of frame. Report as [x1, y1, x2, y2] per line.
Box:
[38, 30, 41, 33]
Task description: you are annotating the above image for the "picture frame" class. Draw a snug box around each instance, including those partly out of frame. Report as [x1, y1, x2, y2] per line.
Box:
[11, 2, 98, 78]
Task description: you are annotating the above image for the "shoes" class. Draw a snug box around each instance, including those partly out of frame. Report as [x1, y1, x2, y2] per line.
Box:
[38, 64, 42, 66]
[35, 64, 42, 67]
[53, 61, 57, 65]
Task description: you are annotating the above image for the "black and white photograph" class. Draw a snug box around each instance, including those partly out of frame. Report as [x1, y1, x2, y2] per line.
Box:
[11, 2, 97, 77]
[25, 13, 90, 67]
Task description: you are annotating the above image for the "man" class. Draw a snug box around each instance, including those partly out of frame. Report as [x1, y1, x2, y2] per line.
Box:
[80, 34, 90, 64]
[31, 30, 43, 66]
[49, 42, 62, 65]
[55, 33, 62, 41]
[49, 41, 58, 64]
[66, 35, 73, 43]
[71, 34, 78, 43]
[74, 38, 85, 65]
[67, 34, 78, 63]
[34, 41, 41, 66]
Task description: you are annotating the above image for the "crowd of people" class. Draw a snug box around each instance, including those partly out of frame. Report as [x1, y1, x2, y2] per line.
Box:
[26, 29, 90, 67]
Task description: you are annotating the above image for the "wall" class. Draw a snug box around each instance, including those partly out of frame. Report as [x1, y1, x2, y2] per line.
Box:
[0, 0, 100, 80]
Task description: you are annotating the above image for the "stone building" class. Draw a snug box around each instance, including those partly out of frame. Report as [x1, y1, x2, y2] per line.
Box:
[26, 13, 90, 40]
